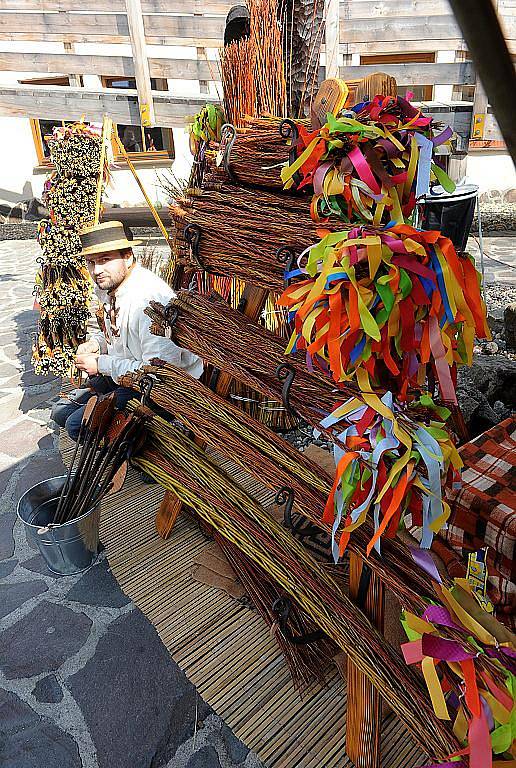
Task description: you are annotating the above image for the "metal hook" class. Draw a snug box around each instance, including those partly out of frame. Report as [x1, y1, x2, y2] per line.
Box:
[275, 485, 320, 540]
[279, 118, 298, 142]
[278, 119, 302, 187]
[275, 363, 295, 412]
[272, 597, 326, 645]
[218, 123, 237, 180]
[162, 304, 178, 339]
[275, 486, 294, 528]
[275, 246, 297, 285]
[184, 223, 204, 270]
[139, 375, 154, 407]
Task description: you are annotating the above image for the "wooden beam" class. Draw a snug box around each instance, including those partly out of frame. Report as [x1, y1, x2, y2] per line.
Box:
[0, 51, 218, 81]
[341, 0, 452, 16]
[340, 61, 475, 85]
[0, 84, 215, 126]
[340, 15, 462, 42]
[325, 0, 340, 79]
[125, 0, 155, 126]
[0, 11, 225, 45]
[341, 38, 474, 53]
[62, 41, 81, 87]
[2, 0, 233, 12]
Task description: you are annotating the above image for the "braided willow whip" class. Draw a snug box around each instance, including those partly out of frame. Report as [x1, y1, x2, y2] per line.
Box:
[128, 403, 459, 762]
[124, 363, 431, 611]
[146, 290, 361, 421]
[169, 185, 340, 293]
[206, 117, 291, 190]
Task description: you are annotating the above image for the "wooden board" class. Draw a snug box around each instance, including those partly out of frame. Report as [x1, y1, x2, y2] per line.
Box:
[0, 52, 219, 82]
[0, 84, 212, 126]
[60, 433, 426, 768]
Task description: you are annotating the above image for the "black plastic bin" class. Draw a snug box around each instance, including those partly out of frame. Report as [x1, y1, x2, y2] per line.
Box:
[420, 183, 478, 252]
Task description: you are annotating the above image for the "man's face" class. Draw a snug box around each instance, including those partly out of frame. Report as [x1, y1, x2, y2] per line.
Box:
[86, 249, 132, 291]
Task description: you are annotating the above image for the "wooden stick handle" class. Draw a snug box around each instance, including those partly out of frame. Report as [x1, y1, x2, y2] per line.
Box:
[94, 116, 112, 225]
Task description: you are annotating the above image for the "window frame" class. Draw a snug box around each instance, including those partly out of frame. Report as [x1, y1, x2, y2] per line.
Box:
[21, 76, 73, 168]
[102, 76, 175, 163]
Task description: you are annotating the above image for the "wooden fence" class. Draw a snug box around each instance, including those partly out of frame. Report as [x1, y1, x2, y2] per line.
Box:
[0, 0, 513, 135]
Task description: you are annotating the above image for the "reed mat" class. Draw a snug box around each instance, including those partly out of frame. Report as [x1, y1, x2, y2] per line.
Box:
[60, 433, 425, 768]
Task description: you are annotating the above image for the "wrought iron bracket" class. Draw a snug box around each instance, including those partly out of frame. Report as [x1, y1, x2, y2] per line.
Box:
[275, 246, 297, 286]
[218, 123, 237, 180]
[275, 485, 320, 540]
[272, 597, 326, 645]
[163, 304, 179, 339]
[139, 374, 154, 407]
[278, 119, 302, 187]
[275, 362, 295, 412]
[184, 223, 204, 270]
[275, 486, 294, 527]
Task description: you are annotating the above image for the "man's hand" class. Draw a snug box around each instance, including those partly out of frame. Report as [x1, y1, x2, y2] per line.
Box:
[77, 339, 100, 355]
[75, 353, 99, 377]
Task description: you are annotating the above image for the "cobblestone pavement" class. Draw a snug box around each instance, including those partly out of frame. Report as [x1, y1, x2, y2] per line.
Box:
[0, 239, 262, 768]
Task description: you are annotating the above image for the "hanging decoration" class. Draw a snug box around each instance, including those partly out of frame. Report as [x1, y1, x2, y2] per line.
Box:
[402, 579, 516, 768]
[281, 96, 456, 226]
[32, 120, 110, 377]
[279, 224, 490, 401]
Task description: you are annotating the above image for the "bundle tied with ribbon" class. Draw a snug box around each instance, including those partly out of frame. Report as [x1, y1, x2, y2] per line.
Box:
[318, 386, 462, 559]
[402, 578, 515, 768]
[280, 95, 455, 226]
[278, 224, 489, 403]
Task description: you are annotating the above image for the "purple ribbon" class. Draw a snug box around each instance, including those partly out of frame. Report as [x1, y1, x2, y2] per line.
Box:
[423, 605, 463, 632]
[432, 126, 453, 146]
[421, 634, 475, 662]
[409, 546, 442, 584]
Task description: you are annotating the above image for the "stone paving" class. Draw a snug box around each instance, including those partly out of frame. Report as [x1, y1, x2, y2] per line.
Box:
[0, 238, 262, 768]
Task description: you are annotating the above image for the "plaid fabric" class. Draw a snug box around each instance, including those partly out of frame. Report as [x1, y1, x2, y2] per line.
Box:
[441, 417, 516, 627]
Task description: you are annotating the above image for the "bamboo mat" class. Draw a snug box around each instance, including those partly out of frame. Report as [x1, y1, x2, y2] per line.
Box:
[60, 435, 426, 768]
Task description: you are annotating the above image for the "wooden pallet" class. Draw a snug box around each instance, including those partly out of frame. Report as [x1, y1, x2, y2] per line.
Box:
[60, 435, 426, 768]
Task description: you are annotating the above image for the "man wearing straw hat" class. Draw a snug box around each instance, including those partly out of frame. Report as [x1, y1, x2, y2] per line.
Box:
[51, 220, 203, 441]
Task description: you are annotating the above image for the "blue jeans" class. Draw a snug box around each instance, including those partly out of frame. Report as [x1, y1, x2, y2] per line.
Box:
[51, 375, 138, 441]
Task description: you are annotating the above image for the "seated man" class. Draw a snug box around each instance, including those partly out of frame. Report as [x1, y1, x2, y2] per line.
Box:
[51, 220, 202, 440]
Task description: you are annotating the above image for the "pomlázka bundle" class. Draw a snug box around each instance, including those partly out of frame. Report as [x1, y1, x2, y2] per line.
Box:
[32, 121, 109, 377]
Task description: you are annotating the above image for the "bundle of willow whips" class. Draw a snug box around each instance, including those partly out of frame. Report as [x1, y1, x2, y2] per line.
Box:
[215, 533, 338, 689]
[147, 290, 360, 423]
[206, 117, 306, 194]
[32, 121, 108, 377]
[249, 0, 287, 117]
[206, 116, 292, 190]
[127, 403, 459, 763]
[122, 363, 434, 611]
[169, 185, 337, 293]
[221, 38, 257, 128]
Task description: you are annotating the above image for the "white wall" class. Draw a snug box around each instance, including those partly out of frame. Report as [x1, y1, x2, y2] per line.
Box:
[0, 115, 193, 207]
[466, 151, 516, 194]
[0, 116, 44, 203]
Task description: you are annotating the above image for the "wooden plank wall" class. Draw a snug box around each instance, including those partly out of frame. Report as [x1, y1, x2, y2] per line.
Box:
[0, 1, 513, 131]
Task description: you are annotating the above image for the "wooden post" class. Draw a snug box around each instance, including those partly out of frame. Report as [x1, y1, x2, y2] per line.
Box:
[125, 0, 156, 127]
[325, 0, 340, 79]
[346, 552, 385, 768]
[471, 75, 488, 141]
[63, 41, 81, 87]
[156, 286, 269, 539]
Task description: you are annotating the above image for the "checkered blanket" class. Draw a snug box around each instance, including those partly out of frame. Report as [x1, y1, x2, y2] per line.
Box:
[438, 417, 516, 628]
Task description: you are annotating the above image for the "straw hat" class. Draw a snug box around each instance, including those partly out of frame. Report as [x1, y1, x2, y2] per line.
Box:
[78, 221, 142, 257]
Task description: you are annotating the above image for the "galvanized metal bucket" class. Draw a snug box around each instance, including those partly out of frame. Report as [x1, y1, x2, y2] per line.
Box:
[17, 475, 101, 576]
